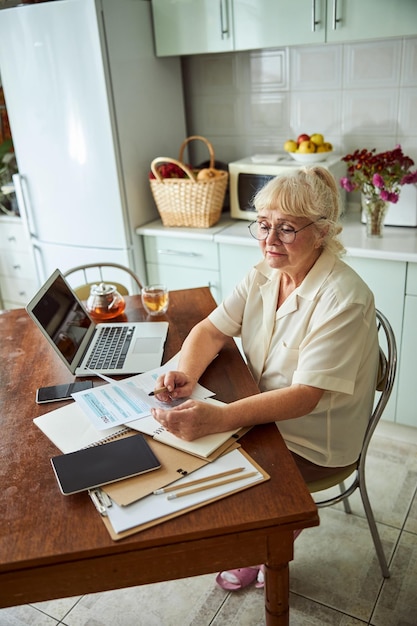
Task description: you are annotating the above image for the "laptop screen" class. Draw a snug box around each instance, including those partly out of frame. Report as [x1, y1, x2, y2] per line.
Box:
[30, 272, 93, 367]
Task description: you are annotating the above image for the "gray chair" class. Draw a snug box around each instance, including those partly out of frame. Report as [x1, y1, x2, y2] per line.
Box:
[63, 262, 143, 300]
[306, 309, 397, 579]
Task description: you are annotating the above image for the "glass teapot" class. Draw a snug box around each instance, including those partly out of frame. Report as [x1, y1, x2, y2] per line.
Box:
[86, 282, 125, 320]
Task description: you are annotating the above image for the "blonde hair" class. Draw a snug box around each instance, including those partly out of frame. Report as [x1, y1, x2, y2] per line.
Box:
[253, 166, 345, 256]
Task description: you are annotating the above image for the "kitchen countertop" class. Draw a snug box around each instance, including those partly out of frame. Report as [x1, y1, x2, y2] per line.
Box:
[137, 210, 417, 263]
[136, 213, 234, 241]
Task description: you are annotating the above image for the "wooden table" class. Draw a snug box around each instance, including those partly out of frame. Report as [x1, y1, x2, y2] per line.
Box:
[0, 287, 318, 625]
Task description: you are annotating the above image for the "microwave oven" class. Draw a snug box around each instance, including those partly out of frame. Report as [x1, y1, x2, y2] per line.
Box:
[228, 155, 347, 221]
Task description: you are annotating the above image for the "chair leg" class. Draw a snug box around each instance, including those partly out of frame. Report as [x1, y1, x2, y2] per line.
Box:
[339, 481, 352, 514]
[359, 482, 390, 578]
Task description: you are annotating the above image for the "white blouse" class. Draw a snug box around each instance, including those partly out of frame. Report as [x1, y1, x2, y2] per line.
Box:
[208, 249, 380, 467]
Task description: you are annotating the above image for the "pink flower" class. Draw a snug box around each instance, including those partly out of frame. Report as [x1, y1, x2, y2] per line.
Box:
[401, 171, 417, 185]
[372, 173, 385, 188]
[380, 190, 390, 201]
[340, 176, 355, 192]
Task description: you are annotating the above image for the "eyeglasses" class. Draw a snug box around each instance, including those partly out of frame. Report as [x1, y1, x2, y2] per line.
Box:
[248, 218, 324, 244]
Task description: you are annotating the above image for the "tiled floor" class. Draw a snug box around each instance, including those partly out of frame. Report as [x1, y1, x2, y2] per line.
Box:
[1, 421, 416, 626]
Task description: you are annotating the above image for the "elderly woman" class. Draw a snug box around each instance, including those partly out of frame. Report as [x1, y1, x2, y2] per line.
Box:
[152, 166, 379, 589]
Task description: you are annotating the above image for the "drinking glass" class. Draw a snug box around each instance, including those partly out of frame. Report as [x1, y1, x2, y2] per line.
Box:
[141, 284, 169, 316]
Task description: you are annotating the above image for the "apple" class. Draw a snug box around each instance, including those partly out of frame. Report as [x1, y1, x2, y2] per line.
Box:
[317, 142, 333, 152]
[284, 139, 298, 152]
[310, 133, 324, 146]
[297, 133, 310, 145]
[298, 140, 316, 154]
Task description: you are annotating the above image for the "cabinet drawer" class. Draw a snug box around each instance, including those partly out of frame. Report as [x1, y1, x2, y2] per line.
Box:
[0, 221, 29, 251]
[406, 263, 417, 296]
[0, 275, 38, 305]
[0, 249, 37, 280]
[146, 263, 221, 303]
[144, 237, 219, 271]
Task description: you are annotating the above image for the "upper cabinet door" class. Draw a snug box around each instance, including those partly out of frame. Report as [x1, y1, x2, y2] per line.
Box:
[233, 0, 326, 50]
[326, 0, 417, 43]
[151, 0, 234, 56]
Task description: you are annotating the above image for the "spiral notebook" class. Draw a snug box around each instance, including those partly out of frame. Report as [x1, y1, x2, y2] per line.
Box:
[50, 433, 161, 495]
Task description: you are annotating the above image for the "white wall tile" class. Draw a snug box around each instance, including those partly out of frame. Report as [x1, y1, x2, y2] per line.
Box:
[398, 87, 417, 137]
[290, 44, 343, 91]
[343, 40, 402, 89]
[248, 93, 288, 133]
[290, 91, 342, 139]
[249, 49, 289, 92]
[342, 89, 398, 135]
[182, 37, 415, 166]
[401, 37, 417, 87]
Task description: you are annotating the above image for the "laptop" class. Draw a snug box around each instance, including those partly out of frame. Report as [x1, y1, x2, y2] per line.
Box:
[26, 269, 168, 377]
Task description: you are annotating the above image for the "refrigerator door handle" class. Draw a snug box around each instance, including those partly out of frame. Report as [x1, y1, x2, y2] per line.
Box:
[32, 243, 47, 284]
[12, 173, 38, 239]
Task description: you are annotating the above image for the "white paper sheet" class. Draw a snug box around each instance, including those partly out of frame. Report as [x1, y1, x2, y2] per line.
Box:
[104, 448, 265, 533]
[72, 357, 214, 431]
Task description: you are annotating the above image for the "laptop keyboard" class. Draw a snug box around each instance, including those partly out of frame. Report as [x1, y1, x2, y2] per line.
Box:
[86, 325, 135, 370]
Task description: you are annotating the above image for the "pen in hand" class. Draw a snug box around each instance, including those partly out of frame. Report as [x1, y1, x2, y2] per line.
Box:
[148, 386, 169, 396]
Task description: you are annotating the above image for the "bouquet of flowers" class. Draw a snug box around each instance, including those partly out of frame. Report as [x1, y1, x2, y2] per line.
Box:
[340, 145, 417, 204]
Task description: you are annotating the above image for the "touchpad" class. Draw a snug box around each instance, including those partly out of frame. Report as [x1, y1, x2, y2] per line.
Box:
[134, 337, 161, 354]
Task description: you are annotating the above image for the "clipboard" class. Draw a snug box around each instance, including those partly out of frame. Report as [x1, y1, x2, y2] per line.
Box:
[92, 448, 270, 541]
[101, 434, 242, 506]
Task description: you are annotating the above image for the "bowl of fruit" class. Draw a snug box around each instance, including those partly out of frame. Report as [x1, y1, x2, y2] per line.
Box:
[284, 133, 333, 163]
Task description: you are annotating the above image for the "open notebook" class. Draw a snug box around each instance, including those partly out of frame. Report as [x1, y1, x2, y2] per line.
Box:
[26, 269, 168, 376]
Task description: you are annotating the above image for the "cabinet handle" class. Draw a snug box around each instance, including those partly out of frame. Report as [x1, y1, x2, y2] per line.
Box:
[8, 236, 16, 242]
[311, 0, 320, 31]
[219, 0, 229, 39]
[13, 264, 21, 270]
[332, 0, 342, 30]
[157, 249, 202, 258]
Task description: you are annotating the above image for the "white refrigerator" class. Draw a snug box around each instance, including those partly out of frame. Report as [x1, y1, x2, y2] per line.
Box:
[0, 0, 186, 291]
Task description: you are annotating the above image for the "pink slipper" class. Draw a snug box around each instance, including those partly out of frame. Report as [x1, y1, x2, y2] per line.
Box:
[255, 565, 264, 588]
[216, 566, 260, 591]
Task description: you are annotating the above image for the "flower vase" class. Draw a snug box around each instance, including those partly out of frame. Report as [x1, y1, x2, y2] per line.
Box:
[363, 196, 389, 238]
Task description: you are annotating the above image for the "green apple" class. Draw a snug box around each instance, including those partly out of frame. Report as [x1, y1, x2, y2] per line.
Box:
[298, 140, 316, 154]
[310, 133, 324, 146]
[284, 139, 298, 152]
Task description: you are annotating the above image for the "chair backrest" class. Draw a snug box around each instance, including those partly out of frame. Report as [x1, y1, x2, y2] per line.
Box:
[63, 263, 143, 299]
[360, 308, 397, 466]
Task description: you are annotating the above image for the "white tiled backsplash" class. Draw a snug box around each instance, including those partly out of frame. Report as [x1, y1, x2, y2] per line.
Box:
[181, 37, 417, 176]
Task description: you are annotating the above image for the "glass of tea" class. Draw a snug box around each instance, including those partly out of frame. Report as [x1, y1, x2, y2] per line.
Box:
[141, 284, 169, 316]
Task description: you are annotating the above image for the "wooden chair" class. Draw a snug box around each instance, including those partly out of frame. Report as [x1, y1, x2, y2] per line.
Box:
[63, 262, 143, 299]
[306, 309, 397, 579]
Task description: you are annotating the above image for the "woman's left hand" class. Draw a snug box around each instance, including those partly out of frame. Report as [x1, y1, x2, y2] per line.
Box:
[151, 399, 226, 441]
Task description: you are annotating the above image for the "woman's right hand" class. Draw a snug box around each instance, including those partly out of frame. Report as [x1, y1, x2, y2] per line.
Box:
[153, 370, 196, 402]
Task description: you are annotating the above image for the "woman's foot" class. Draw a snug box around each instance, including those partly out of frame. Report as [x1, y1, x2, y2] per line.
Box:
[215, 566, 260, 591]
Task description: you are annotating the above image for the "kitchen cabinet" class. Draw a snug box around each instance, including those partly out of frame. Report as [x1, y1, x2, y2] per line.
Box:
[219, 243, 263, 298]
[233, 0, 326, 49]
[325, 0, 417, 43]
[234, 0, 417, 50]
[343, 256, 406, 423]
[153, 0, 417, 57]
[144, 236, 221, 302]
[151, 0, 233, 56]
[0, 216, 37, 308]
[396, 264, 417, 428]
[136, 217, 234, 302]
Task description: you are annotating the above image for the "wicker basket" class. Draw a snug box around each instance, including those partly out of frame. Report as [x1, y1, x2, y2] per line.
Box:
[149, 135, 228, 228]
